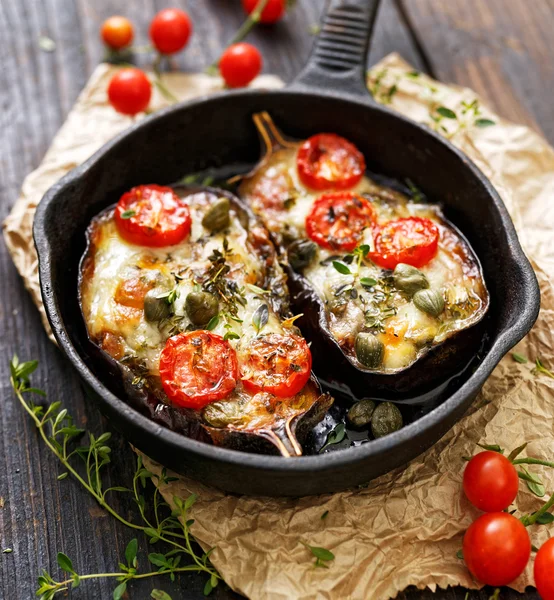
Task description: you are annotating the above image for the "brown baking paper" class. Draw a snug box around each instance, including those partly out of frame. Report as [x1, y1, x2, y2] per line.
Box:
[4, 56, 554, 599]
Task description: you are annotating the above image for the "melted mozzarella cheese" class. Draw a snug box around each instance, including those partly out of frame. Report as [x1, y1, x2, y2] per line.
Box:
[81, 192, 287, 379]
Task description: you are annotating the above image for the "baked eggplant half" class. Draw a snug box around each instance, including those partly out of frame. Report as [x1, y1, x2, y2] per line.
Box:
[238, 113, 490, 396]
[79, 184, 332, 456]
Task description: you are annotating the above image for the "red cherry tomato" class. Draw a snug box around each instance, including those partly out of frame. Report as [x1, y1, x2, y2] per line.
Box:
[463, 512, 531, 586]
[368, 217, 439, 270]
[305, 192, 376, 252]
[149, 8, 192, 54]
[535, 538, 554, 600]
[101, 16, 134, 50]
[240, 333, 312, 397]
[107, 68, 152, 116]
[463, 451, 519, 512]
[242, 0, 286, 23]
[160, 331, 239, 409]
[219, 43, 262, 88]
[114, 185, 191, 247]
[297, 133, 366, 190]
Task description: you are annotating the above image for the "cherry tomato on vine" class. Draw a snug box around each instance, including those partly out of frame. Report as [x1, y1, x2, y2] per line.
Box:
[114, 184, 191, 247]
[297, 133, 366, 190]
[535, 537, 554, 600]
[160, 331, 239, 409]
[101, 15, 134, 50]
[219, 43, 262, 88]
[107, 68, 152, 116]
[463, 451, 519, 512]
[149, 8, 192, 54]
[239, 333, 312, 397]
[305, 192, 376, 252]
[242, 0, 286, 23]
[463, 512, 531, 586]
[368, 217, 439, 270]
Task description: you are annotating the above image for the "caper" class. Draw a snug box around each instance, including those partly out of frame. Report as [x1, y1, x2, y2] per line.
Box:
[347, 399, 376, 429]
[202, 197, 230, 232]
[185, 291, 219, 326]
[203, 401, 243, 428]
[143, 289, 171, 322]
[371, 402, 403, 438]
[393, 263, 429, 296]
[355, 332, 384, 369]
[413, 288, 445, 317]
[287, 239, 317, 271]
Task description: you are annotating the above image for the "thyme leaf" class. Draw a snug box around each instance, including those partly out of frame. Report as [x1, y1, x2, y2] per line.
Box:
[252, 303, 269, 334]
[436, 106, 457, 119]
[512, 352, 528, 364]
[475, 118, 495, 128]
[332, 261, 351, 275]
[302, 543, 335, 568]
[320, 423, 346, 452]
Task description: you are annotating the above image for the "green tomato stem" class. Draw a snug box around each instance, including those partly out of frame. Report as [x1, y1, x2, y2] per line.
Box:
[524, 491, 554, 526]
[513, 458, 554, 469]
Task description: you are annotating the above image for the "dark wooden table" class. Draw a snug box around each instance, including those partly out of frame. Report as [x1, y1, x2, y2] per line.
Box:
[1, 1, 552, 598]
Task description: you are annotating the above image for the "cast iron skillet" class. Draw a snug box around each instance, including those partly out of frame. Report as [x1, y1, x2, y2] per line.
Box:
[34, 0, 539, 496]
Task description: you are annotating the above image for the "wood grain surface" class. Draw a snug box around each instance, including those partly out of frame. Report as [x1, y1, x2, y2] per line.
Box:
[1, 0, 551, 598]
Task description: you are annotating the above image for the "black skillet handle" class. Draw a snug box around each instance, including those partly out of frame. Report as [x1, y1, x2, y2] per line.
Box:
[289, 0, 381, 100]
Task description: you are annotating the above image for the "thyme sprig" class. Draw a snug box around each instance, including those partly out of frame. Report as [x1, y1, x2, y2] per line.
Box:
[9, 357, 220, 599]
[201, 239, 246, 320]
[512, 352, 554, 380]
[366, 67, 496, 138]
[329, 245, 397, 332]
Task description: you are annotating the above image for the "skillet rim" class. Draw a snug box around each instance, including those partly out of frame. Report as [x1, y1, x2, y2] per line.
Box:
[33, 86, 540, 474]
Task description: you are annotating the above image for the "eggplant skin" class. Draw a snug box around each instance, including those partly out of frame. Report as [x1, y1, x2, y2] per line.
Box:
[284, 262, 487, 400]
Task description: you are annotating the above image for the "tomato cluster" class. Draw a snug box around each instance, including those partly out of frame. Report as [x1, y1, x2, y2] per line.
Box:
[297, 133, 439, 268]
[102, 2, 286, 116]
[462, 451, 554, 598]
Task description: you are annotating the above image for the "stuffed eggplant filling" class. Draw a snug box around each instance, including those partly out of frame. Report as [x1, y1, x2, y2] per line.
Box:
[79, 185, 332, 456]
[238, 112, 489, 374]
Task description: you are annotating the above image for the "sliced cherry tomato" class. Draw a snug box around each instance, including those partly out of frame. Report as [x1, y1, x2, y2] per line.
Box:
[107, 68, 151, 116]
[160, 331, 239, 409]
[101, 16, 134, 50]
[240, 333, 312, 397]
[242, 0, 286, 23]
[463, 512, 531, 586]
[297, 133, 366, 190]
[114, 185, 191, 247]
[463, 451, 519, 512]
[369, 217, 439, 269]
[219, 43, 262, 88]
[149, 8, 192, 54]
[305, 192, 376, 252]
[535, 537, 554, 600]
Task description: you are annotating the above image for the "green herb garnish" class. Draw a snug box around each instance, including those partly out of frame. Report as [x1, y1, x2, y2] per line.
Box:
[512, 352, 528, 364]
[475, 118, 495, 128]
[120, 209, 136, 219]
[332, 261, 351, 275]
[9, 357, 220, 598]
[320, 423, 346, 452]
[252, 303, 269, 334]
[302, 543, 335, 568]
[436, 106, 457, 119]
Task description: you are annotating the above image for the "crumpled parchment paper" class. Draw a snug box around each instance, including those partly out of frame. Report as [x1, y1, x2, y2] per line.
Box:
[4, 55, 554, 600]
